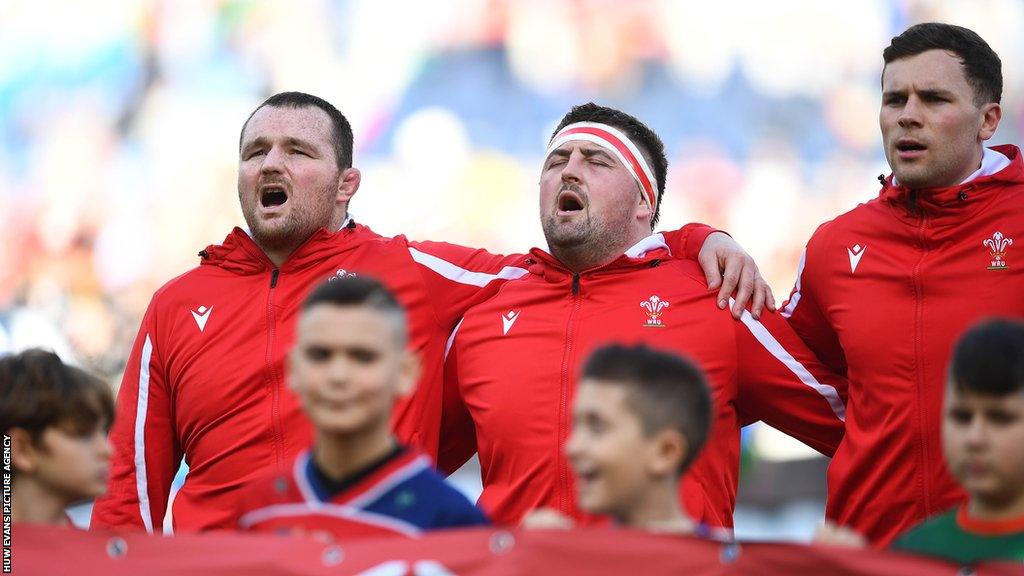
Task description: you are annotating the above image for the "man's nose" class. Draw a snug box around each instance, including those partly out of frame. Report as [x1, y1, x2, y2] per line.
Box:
[260, 146, 286, 174]
[897, 97, 923, 129]
[560, 150, 585, 184]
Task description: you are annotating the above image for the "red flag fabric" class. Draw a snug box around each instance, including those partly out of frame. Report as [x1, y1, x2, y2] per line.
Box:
[10, 524, 1023, 575]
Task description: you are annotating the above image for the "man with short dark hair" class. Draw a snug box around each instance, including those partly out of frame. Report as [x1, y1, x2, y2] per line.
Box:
[93, 92, 771, 532]
[782, 23, 1024, 545]
[441, 103, 848, 531]
[240, 92, 356, 169]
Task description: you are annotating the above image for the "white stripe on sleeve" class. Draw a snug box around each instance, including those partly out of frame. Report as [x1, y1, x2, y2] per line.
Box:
[135, 335, 155, 534]
[444, 318, 464, 360]
[780, 249, 806, 319]
[735, 301, 846, 422]
[408, 247, 528, 287]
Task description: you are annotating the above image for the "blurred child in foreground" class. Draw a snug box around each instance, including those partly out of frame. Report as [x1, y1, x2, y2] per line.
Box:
[816, 318, 1024, 563]
[236, 277, 487, 539]
[890, 318, 1024, 563]
[1, 349, 114, 527]
[524, 343, 718, 537]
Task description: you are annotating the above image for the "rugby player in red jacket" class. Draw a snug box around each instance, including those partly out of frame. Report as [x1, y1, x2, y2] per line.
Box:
[92, 92, 772, 533]
[782, 23, 1024, 546]
[440, 103, 848, 530]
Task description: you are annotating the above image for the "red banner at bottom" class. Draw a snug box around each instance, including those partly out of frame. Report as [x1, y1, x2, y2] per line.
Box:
[10, 524, 1023, 575]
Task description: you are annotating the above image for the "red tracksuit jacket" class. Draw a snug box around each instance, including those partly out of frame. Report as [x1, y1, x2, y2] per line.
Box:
[93, 221, 712, 532]
[440, 234, 847, 528]
[782, 144, 1024, 546]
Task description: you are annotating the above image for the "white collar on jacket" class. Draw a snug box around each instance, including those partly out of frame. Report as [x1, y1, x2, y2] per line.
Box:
[962, 147, 1011, 183]
[624, 233, 671, 259]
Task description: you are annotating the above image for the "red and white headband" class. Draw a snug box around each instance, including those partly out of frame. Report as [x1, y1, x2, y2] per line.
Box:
[546, 121, 659, 212]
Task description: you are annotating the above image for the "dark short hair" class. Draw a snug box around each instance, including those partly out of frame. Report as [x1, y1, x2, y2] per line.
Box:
[551, 103, 668, 228]
[883, 23, 1002, 105]
[581, 344, 711, 473]
[240, 91, 355, 170]
[0, 349, 114, 442]
[301, 276, 407, 345]
[949, 318, 1024, 396]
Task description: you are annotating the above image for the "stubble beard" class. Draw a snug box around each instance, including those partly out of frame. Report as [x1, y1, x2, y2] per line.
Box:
[888, 135, 982, 190]
[888, 148, 931, 189]
[892, 157, 959, 190]
[543, 206, 635, 272]
[242, 182, 338, 255]
[543, 211, 591, 251]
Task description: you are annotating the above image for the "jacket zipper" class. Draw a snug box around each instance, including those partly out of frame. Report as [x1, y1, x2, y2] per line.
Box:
[557, 273, 582, 513]
[910, 212, 931, 517]
[265, 268, 284, 471]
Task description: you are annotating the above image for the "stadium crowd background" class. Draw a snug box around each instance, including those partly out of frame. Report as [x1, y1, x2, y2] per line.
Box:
[2, 0, 1023, 541]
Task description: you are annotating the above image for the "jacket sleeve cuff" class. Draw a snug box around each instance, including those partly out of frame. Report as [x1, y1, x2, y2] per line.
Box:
[678, 223, 720, 261]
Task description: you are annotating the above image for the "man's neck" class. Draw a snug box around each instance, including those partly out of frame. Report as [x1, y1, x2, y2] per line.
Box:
[551, 232, 649, 273]
[550, 246, 622, 274]
[253, 211, 351, 268]
[620, 479, 693, 534]
[262, 244, 301, 268]
[11, 478, 71, 526]
[895, 146, 1008, 189]
[312, 426, 396, 483]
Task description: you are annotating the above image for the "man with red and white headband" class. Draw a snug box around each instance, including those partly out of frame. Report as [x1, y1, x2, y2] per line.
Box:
[439, 103, 848, 531]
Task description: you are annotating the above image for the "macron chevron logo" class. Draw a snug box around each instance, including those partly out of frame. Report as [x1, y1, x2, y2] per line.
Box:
[191, 305, 213, 332]
[501, 310, 521, 335]
[847, 244, 866, 274]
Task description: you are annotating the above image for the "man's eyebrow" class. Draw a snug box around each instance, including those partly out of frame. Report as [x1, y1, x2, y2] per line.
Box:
[579, 147, 617, 163]
[241, 136, 318, 151]
[882, 87, 956, 98]
[241, 135, 269, 151]
[917, 88, 956, 98]
[545, 148, 571, 163]
[282, 136, 316, 149]
[545, 145, 617, 164]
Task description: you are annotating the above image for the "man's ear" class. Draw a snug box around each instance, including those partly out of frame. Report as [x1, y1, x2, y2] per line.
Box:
[9, 427, 41, 475]
[647, 429, 687, 478]
[337, 167, 361, 205]
[979, 102, 1002, 141]
[396, 348, 421, 398]
[635, 189, 654, 223]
